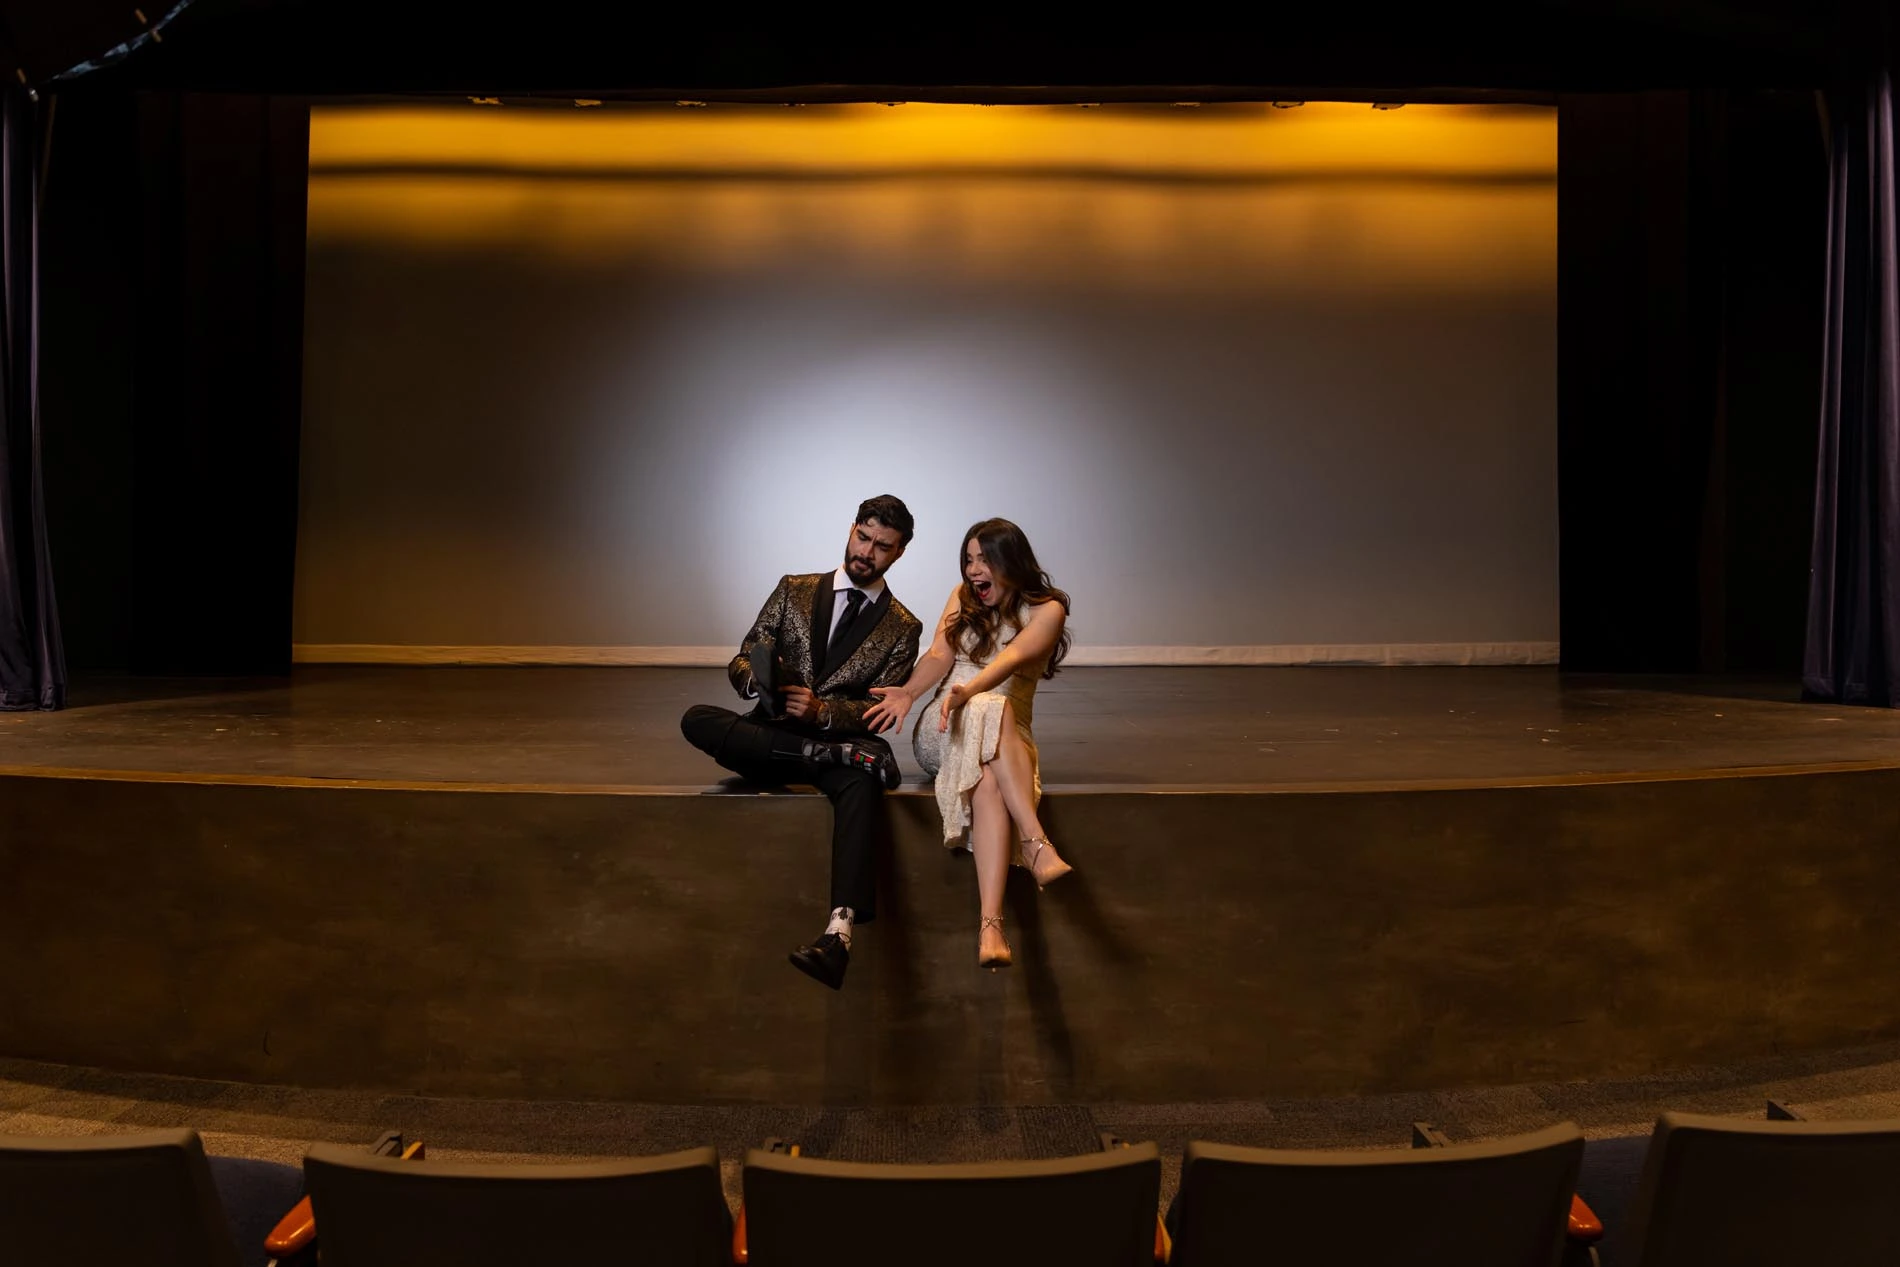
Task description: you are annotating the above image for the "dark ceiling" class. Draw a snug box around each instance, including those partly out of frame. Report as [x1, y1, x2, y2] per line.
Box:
[2, 0, 1892, 98]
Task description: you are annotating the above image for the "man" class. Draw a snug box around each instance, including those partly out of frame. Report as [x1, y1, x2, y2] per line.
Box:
[680, 495, 923, 989]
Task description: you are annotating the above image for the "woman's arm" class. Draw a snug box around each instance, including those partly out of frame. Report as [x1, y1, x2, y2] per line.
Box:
[863, 590, 959, 733]
[937, 598, 1066, 727]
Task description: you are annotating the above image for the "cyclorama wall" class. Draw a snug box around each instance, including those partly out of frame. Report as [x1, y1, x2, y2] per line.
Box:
[293, 101, 1558, 666]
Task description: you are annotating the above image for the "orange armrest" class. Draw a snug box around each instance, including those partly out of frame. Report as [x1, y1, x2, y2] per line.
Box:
[1567, 1193, 1604, 1244]
[264, 1196, 316, 1256]
[732, 1205, 748, 1264]
[265, 1138, 421, 1256]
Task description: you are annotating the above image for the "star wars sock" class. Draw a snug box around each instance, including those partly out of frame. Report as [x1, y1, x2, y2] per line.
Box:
[801, 739, 901, 790]
[824, 906, 854, 948]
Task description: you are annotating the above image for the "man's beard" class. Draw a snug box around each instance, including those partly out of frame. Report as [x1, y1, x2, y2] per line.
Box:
[845, 552, 883, 582]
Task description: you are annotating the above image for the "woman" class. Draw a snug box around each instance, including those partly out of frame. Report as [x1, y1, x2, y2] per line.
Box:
[863, 518, 1075, 970]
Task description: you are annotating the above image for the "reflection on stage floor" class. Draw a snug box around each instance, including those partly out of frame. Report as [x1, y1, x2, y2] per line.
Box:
[1, 665, 1895, 790]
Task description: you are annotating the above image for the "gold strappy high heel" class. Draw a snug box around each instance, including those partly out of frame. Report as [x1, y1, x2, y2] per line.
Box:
[1016, 836, 1074, 891]
[979, 915, 1013, 971]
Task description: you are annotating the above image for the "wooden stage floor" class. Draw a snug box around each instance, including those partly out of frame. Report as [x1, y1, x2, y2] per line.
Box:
[7, 664, 1900, 1104]
[2, 665, 1897, 790]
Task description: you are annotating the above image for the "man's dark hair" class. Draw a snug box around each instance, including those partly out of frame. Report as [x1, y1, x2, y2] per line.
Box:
[857, 494, 915, 546]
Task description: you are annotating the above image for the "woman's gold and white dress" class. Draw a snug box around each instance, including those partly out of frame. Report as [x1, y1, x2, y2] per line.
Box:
[911, 617, 1048, 850]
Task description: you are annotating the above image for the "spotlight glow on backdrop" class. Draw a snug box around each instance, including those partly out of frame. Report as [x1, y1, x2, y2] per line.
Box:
[294, 102, 1557, 665]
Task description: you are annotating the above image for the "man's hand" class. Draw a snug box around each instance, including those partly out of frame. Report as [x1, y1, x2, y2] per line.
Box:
[782, 685, 824, 724]
[863, 686, 912, 735]
[742, 634, 782, 715]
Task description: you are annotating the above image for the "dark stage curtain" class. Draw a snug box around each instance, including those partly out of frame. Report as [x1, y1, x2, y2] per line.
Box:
[37, 92, 307, 675]
[1559, 90, 1824, 675]
[1805, 71, 1900, 707]
[126, 94, 308, 675]
[0, 88, 64, 710]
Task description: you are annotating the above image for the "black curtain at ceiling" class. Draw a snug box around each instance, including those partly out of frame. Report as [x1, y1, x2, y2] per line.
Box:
[1805, 71, 1900, 707]
[0, 87, 63, 710]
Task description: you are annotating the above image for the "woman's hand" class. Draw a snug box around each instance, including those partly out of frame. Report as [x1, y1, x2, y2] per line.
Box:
[938, 682, 972, 732]
[863, 686, 912, 734]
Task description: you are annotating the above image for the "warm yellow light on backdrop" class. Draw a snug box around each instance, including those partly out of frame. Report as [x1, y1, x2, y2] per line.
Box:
[307, 102, 1555, 296]
[310, 101, 1553, 177]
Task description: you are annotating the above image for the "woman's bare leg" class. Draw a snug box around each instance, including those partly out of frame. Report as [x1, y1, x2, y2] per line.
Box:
[986, 699, 1046, 840]
[970, 769, 1012, 964]
[987, 699, 1072, 886]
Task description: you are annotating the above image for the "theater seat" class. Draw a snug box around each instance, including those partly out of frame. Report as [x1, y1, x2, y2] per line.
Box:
[264, 1129, 418, 1265]
[1617, 1110, 1900, 1265]
[1166, 1120, 1584, 1267]
[740, 1142, 1161, 1267]
[302, 1143, 732, 1266]
[0, 1127, 290, 1267]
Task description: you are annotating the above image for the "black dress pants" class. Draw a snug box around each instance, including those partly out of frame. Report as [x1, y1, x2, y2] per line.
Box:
[680, 704, 888, 922]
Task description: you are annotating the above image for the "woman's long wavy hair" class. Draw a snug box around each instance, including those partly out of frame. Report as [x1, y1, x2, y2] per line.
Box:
[947, 518, 1071, 679]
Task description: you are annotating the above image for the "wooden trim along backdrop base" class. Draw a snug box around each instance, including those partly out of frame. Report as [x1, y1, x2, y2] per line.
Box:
[292, 642, 1562, 667]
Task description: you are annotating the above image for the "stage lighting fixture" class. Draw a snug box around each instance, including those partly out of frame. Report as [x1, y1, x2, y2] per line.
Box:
[1272, 101, 1306, 108]
[574, 99, 601, 107]
[1373, 101, 1406, 110]
[468, 97, 500, 105]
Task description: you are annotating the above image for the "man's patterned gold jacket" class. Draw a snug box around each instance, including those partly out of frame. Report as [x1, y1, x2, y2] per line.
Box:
[728, 572, 923, 737]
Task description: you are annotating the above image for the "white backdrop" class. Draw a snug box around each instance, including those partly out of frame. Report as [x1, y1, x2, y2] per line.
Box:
[294, 103, 1558, 664]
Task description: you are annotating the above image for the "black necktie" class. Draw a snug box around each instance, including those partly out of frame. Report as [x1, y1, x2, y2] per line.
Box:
[830, 590, 865, 657]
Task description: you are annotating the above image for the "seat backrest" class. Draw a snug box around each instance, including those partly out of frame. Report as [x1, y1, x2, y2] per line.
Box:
[741, 1142, 1161, 1267]
[1169, 1121, 1584, 1267]
[303, 1142, 730, 1267]
[0, 1127, 243, 1267]
[1625, 1110, 1900, 1265]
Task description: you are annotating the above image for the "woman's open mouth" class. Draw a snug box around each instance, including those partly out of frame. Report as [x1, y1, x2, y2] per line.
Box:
[971, 579, 992, 600]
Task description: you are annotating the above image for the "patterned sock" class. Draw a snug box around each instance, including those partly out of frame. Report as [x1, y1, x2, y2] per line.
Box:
[842, 746, 884, 776]
[802, 739, 900, 790]
[824, 906, 854, 948]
